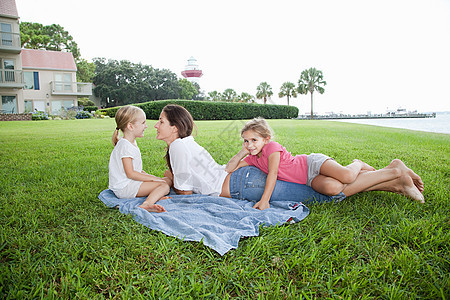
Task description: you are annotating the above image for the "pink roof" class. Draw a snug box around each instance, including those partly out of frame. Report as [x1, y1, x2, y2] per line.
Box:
[21, 49, 77, 71]
[0, 0, 19, 18]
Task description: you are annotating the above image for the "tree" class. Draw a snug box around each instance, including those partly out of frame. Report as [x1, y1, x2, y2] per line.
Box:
[238, 92, 255, 103]
[208, 91, 222, 101]
[178, 79, 197, 100]
[297, 68, 326, 119]
[256, 82, 273, 104]
[20, 22, 80, 59]
[223, 89, 238, 102]
[278, 82, 297, 106]
[92, 58, 180, 107]
[20, 22, 95, 83]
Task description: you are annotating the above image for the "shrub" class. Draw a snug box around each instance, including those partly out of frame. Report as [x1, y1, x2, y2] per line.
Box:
[83, 105, 99, 112]
[100, 100, 299, 120]
[75, 111, 93, 119]
[32, 111, 49, 120]
[77, 98, 96, 107]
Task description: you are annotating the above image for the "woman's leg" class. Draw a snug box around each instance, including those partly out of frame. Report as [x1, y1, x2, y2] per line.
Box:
[342, 160, 424, 203]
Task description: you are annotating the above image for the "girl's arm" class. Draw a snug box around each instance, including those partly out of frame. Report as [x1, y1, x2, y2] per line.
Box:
[225, 146, 250, 173]
[253, 151, 281, 210]
[122, 158, 166, 183]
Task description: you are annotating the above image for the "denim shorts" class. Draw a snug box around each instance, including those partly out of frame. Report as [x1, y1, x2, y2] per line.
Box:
[229, 166, 346, 205]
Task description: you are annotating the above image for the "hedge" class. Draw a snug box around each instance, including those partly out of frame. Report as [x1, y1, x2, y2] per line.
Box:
[100, 100, 299, 120]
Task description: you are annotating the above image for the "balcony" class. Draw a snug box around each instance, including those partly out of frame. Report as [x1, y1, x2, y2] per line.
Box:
[50, 81, 93, 96]
[0, 31, 21, 53]
[0, 69, 24, 88]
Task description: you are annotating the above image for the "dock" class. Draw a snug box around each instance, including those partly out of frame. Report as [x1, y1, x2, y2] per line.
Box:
[297, 112, 436, 120]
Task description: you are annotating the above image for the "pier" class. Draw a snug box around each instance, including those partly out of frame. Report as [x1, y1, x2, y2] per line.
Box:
[297, 112, 436, 120]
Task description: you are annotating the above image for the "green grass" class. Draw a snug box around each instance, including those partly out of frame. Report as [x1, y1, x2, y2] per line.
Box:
[0, 118, 449, 299]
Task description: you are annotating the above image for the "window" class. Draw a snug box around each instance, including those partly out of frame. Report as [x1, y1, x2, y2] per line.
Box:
[24, 100, 33, 113]
[24, 71, 39, 90]
[51, 100, 74, 114]
[1, 95, 17, 113]
[0, 59, 15, 82]
[1, 23, 13, 46]
[55, 73, 72, 92]
[24, 72, 33, 89]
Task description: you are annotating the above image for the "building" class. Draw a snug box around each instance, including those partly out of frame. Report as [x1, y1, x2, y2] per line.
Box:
[181, 56, 202, 84]
[0, 0, 92, 118]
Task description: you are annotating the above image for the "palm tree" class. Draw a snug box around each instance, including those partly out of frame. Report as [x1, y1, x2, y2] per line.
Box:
[223, 88, 237, 102]
[297, 68, 326, 119]
[278, 82, 297, 106]
[256, 82, 273, 104]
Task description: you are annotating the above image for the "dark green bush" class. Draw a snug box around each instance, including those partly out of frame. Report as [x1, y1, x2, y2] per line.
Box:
[82, 106, 99, 112]
[100, 100, 298, 120]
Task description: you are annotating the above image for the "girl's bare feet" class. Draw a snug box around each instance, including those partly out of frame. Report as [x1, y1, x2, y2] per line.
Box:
[139, 203, 166, 213]
[354, 159, 376, 172]
[387, 159, 424, 192]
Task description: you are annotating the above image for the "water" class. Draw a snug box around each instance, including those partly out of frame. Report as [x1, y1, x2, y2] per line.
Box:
[331, 112, 450, 134]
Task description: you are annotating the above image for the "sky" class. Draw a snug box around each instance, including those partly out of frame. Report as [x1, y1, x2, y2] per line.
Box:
[15, 0, 450, 114]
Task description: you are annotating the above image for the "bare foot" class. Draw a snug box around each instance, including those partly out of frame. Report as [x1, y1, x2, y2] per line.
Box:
[354, 159, 376, 171]
[387, 159, 424, 193]
[139, 203, 167, 213]
[397, 175, 425, 203]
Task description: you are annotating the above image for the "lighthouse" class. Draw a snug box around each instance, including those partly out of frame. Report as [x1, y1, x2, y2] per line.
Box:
[181, 56, 203, 84]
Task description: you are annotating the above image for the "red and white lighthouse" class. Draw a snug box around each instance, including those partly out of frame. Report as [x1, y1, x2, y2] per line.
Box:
[181, 56, 203, 84]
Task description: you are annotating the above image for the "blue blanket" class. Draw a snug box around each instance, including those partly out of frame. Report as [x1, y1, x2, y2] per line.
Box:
[98, 189, 309, 255]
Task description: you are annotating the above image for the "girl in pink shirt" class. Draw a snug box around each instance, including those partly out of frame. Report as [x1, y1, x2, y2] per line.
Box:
[226, 118, 424, 210]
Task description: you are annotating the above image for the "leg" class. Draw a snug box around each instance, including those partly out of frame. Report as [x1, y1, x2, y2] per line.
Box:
[137, 182, 171, 212]
[342, 161, 424, 203]
[311, 175, 347, 196]
[319, 159, 375, 184]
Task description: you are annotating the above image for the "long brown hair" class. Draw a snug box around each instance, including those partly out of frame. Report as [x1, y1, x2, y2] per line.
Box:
[112, 105, 145, 145]
[162, 104, 194, 171]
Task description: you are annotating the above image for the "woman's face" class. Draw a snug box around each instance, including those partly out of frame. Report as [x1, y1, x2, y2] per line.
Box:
[154, 111, 178, 144]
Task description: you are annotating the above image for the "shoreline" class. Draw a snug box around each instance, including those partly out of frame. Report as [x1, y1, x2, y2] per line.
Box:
[296, 112, 436, 120]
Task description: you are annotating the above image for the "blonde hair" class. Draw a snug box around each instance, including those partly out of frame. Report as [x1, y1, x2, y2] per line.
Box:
[241, 117, 274, 139]
[112, 105, 146, 145]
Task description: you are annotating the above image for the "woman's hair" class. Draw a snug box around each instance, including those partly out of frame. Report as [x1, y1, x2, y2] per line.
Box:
[162, 104, 195, 171]
[112, 105, 145, 145]
[241, 117, 274, 139]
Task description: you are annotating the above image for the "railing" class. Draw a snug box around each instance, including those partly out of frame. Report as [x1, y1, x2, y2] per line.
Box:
[0, 69, 24, 88]
[0, 31, 21, 52]
[50, 81, 93, 96]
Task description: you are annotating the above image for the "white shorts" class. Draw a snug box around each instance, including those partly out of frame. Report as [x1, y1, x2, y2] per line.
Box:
[306, 153, 333, 186]
[113, 180, 143, 199]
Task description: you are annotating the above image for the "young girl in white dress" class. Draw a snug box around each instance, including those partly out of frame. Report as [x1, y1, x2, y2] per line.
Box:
[109, 105, 171, 212]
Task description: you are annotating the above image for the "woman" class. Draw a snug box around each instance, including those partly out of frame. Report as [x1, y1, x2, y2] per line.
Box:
[154, 104, 424, 206]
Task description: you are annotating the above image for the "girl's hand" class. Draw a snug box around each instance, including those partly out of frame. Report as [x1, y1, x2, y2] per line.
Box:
[253, 200, 270, 210]
[241, 144, 250, 155]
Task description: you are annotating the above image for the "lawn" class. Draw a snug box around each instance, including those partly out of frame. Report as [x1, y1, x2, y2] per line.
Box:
[0, 118, 448, 299]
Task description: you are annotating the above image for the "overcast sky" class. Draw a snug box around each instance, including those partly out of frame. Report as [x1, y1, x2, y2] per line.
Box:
[15, 0, 450, 114]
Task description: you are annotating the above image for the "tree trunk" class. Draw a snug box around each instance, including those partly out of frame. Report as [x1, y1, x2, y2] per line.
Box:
[264, 97, 267, 104]
[287, 95, 290, 106]
[310, 92, 314, 120]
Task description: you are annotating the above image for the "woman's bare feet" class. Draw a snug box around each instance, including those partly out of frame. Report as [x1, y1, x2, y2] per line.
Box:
[397, 174, 425, 203]
[386, 159, 424, 192]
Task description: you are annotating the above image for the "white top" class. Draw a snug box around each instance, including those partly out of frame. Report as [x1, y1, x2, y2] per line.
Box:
[169, 136, 228, 196]
[108, 138, 142, 192]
